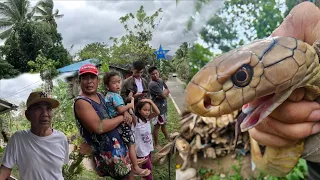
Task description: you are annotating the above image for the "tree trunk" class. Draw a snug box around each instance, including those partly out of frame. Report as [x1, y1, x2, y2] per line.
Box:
[40, 71, 54, 96]
[45, 79, 53, 96]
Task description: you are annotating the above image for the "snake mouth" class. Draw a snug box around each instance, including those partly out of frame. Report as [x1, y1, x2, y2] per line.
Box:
[240, 94, 275, 132]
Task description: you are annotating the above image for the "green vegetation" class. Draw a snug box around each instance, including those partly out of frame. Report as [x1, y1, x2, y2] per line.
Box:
[198, 158, 308, 180]
[0, 0, 317, 179]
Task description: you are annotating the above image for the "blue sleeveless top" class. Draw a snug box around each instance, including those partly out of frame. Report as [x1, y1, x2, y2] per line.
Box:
[73, 93, 131, 179]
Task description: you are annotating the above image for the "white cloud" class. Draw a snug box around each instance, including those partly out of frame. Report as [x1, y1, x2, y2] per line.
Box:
[0, 0, 224, 105]
[55, 0, 224, 55]
[0, 72, 74, 106]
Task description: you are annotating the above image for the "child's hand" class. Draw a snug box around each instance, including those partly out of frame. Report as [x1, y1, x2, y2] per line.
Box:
[134, 92, 144, 97]
[128, 97, 134, 109]
[163, 89, 169, 96]
[128, 91, 133, 99]
[79, 142, 92, 155]
[129, 108, 134, 115]
[124, 115, 133, 124]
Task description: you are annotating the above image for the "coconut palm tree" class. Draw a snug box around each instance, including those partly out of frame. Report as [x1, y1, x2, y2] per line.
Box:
[0, 0, 34, 39]
[33, 0, 63, 28]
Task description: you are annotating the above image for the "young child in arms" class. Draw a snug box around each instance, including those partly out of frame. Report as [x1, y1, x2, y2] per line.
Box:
[103, 71, 150, 177]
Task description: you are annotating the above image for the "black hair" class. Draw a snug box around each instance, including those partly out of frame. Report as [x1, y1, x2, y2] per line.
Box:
[132, 60, 145, 71]
[135, 100, 151, 123]
[103, 71, 120, 86]
[148, 66, 158, 74]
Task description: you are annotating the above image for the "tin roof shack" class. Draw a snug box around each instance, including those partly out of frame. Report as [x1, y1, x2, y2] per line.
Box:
[0, 99, 17, 147]
[0, 100, 22, 180]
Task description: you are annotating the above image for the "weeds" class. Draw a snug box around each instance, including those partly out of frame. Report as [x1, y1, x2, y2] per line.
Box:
[198, 158, 309, 180]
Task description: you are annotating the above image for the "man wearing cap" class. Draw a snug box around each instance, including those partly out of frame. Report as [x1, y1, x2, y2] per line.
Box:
[0, 91, 69, 180]
[74, 64, 133, 179]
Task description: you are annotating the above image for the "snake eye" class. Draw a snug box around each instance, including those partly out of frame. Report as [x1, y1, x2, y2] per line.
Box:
[231, 64, 253, 87]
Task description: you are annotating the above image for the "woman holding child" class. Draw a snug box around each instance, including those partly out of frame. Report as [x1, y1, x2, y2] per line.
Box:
[74, 63, 158, 180]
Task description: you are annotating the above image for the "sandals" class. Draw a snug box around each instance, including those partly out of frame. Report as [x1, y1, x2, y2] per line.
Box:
[133, 169, 151, 177]
[137, 157, 148, 165]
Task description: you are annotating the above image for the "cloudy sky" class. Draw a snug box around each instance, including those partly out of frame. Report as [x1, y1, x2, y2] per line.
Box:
[0, 0, 224, 106]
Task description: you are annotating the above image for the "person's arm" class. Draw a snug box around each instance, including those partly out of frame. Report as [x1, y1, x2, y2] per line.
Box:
[140, 99, 160, 119]
[115, 94, 134, 114]
[117, 105, 132, 114]
[163, 81, 168, 89]
[133, 92, 144, 98]
[0, 133, 17, 180]
[74, 99, 124, 134]
[149, 81, 167, 99]
[79, 142, 92, 155]
[0, 166, 11, 180]
[163, 81, 170, 97]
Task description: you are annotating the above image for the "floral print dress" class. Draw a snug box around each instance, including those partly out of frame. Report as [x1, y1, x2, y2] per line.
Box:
[74, 93, 131, 179]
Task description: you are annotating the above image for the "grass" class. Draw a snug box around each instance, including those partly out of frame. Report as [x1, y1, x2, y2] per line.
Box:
[150, 97, 180, 180]
[77, 97, 180, 180]
[197, 157, 309, 180]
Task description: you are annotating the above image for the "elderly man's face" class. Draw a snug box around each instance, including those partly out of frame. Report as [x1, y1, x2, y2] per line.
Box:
[26, 102, 53, 129]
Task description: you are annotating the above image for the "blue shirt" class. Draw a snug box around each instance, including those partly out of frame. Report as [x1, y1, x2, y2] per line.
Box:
[105, 91, 125, 118]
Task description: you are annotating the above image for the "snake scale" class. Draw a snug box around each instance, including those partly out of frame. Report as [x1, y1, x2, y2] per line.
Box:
[184, 36, 320, 177]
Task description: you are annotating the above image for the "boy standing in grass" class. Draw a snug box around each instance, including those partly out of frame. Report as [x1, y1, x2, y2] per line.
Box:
[147, 66, 170, 150]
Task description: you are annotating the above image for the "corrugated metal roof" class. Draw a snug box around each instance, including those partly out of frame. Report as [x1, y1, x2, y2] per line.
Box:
[0, 99, 17, 114]
[57, 58, 131, 74]
[57, 59, 99, 73]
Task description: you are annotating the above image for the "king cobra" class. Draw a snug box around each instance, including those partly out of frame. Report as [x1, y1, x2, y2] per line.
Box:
[184, 36, 320, 177]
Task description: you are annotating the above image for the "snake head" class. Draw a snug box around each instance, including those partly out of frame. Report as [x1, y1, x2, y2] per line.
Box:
[184, 36, 315, 132]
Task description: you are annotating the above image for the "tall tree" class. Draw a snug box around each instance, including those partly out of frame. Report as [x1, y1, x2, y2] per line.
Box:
[187, 43, 214, 82]
[0, 59, 19, 79]
[0, 0, 34, 39]
[28, 51, 59, 95]
[173, 42, 214, 83]
[183, 0, 284, 53]
[76, 42, 110, 72]
[172, 42, 190, 80]
[33, 0, 63, 27]
[77, 42, 109, 61]
[1, 21, 71, 73]
[108, 5, 163, 65]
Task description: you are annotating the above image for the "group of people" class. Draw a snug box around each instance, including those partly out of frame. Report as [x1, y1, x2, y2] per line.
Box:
[73, 60, 170, 180]
[0, 60, 170, 180]
[0, 2, 320, 180]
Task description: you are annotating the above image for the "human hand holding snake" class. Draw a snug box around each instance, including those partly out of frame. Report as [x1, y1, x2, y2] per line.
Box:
[250, 1, 320, 149]
[184, 1, 320, 177]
